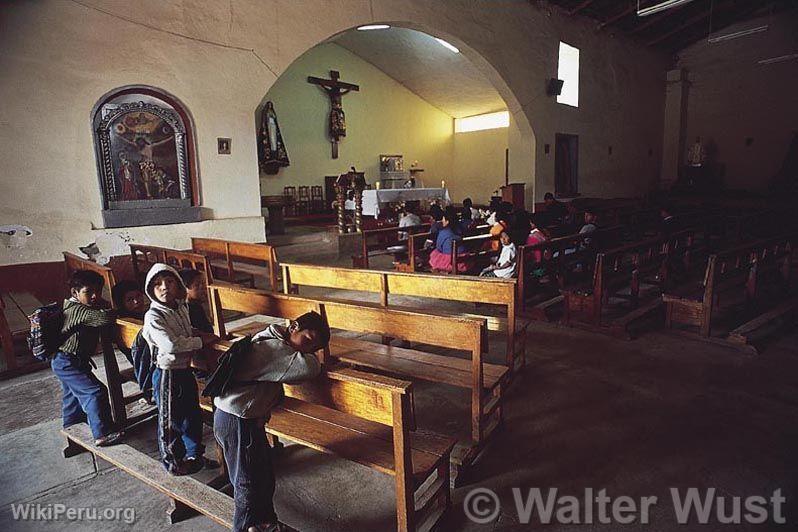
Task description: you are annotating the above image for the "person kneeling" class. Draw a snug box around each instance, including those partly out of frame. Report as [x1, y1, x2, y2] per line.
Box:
[212, 312, 330, 532]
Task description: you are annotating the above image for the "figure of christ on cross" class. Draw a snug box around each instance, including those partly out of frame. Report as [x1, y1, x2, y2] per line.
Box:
[307, 70, 360, 159]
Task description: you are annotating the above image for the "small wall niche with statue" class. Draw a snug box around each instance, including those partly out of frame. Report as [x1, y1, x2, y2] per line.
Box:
[92, 86, 203, 228]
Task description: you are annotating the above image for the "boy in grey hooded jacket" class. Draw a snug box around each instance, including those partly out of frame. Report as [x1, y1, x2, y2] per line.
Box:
[142, 263, 215, 475]
[214, 312, 328, 532]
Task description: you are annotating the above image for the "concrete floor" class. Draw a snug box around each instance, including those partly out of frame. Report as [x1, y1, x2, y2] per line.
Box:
[2, 242, 797, 531]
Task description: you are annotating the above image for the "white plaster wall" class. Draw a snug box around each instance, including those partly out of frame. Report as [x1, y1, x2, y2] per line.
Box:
[677, 10, 798, 190]
[1, 0, 669, 265]
[259, 43, 454, 197]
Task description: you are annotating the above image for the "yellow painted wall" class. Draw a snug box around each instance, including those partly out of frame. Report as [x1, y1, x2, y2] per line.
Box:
[260, 43, 453, 197]
[451, 126, 509, 204]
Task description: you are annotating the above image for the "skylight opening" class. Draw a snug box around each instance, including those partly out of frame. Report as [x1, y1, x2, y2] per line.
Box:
[435, 38, 460, 53]
[454, 111, 509, 133]
[557, 41, 580, 108]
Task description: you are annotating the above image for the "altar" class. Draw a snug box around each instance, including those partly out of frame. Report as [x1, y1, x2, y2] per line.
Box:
[346, 187, 451, 217]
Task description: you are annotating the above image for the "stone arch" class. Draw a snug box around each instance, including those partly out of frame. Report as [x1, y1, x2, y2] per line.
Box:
[258, 20, 538, 202]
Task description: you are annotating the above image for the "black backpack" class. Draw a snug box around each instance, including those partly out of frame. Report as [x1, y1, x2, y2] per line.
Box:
[201, 336, 254, 398]
[27, 303, 65, 362]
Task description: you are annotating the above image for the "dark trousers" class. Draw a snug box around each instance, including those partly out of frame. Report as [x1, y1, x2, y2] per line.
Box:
[51, 352, 114, 439]
[132, 347, 154, 402]
[152, 368, 204, 471]
[214, 408, 277, 531]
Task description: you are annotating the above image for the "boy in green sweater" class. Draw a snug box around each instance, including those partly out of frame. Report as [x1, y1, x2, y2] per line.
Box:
[53, 270, 124, 446]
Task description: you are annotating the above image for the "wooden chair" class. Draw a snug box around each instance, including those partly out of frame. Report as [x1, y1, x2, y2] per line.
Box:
[310, 185, 324, 213]
[283, 186, 297, 216]
[297, 186, 310, 216]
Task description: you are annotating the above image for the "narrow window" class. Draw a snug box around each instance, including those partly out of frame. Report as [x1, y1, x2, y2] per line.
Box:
[557, 41, 580, 107]
[454, 111, 509, 133]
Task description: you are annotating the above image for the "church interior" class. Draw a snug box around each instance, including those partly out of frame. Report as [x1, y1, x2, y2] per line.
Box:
[1, 1, 797, 530]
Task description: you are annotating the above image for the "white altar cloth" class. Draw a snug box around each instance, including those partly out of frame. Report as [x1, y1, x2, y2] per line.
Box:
[345, 188, 451, 216]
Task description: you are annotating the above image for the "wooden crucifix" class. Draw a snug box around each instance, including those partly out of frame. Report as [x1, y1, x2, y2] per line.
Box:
[307, 70, 359, 159]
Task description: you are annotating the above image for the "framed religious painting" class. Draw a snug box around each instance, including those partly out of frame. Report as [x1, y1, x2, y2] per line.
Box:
[92, 86, 202, 228]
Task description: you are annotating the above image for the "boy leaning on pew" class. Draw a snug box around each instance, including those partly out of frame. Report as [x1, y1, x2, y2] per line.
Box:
[53, 270, 124, 447]
[212, 312, 330, 532]
[142, 263, 217, 476]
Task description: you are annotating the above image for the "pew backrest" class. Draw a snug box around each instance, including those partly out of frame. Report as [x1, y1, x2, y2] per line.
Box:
[191, 237, 279, 291]
[63, 252, 118, 307]
[280, 263, 520, 368]
[130, 244, 213, 286]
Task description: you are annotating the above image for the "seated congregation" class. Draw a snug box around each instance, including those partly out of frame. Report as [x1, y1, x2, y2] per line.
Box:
[2, 188, 796, 532]
[4, 7, 798, 531]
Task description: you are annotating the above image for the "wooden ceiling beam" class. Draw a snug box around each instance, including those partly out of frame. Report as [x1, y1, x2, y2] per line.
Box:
[598, 3, 638, 29]
[646, 8, 713, 46]
[568, 0, 595, 16]
[669, 1, 776, 51]
[628, 2, 691, 35]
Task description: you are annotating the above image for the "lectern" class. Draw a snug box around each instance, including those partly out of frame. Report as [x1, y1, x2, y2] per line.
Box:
[501, 183, 525, 211]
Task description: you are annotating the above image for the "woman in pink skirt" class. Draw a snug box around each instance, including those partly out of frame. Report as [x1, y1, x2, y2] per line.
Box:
[428, 206, 470, 273]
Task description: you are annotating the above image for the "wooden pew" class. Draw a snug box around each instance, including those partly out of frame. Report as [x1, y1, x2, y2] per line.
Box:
[63, 317, 233, 526]
[560, 236, 672, 337]
[0, 291, 48, 378]
[353, 223, 431, 269]
[102, 318, 453, 531]
[399, 231, 432, 273]
[190, 238, 280, 291]
[62, 423, 235, 527]
[399, 223, 492, 274]
[663, 235, 796, 352]
[280, 263, 527, 374]
[210, 283, 505, 465]
[64, 251, 117, 305]
[62, 253, 154, 428]
[98, 318, 158, 429]
[273, 368, 454, 532]
[516, 226, 623, 320]
[130, 244, 213, 287]
[449, 233, 496, 274]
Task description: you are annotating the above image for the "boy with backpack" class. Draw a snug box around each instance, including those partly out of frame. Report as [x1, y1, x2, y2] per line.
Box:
[142, 263, 216, 476]
[49, 270, 124, 446]
[209, 312, 329, 532]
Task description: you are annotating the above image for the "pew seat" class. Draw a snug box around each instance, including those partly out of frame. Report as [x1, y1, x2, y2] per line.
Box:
[208, 259, 255, 287]
[62, 423, 234, 528]
[268, 397, 455, 480]
[330, 336, 508, 391]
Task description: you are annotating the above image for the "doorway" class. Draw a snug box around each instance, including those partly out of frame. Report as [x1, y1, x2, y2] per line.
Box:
[555, 133, 579, 197]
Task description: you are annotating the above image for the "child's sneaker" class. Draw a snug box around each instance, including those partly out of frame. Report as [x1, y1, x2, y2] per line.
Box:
[95, 431, 124, 447]
[167, 463, 190, 476]
[183, 456, 219, 474]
